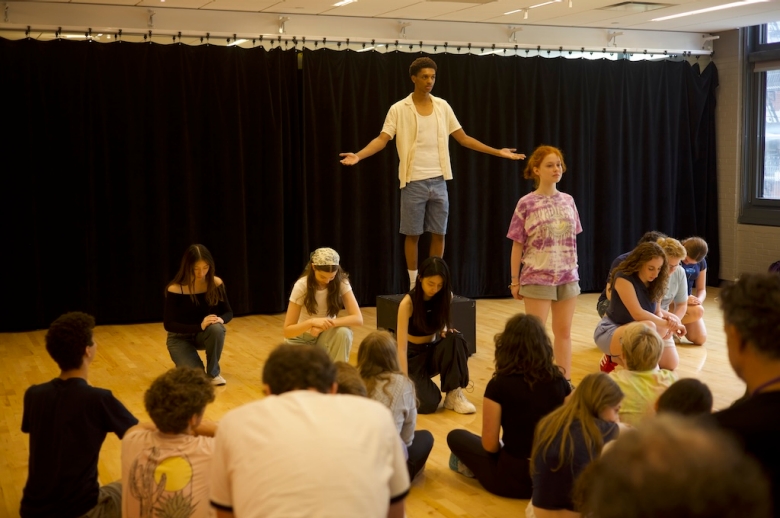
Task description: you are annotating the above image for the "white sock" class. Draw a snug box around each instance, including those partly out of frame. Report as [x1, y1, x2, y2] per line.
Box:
[408, 269, 418, 291]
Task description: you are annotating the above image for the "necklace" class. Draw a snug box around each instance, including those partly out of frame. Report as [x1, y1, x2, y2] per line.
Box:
[751, 374, 780, 397]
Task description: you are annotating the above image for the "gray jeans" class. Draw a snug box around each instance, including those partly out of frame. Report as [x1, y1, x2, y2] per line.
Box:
[166, 323, 226, 377]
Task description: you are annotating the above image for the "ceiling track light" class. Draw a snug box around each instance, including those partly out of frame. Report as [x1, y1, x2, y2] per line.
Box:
[278, 16, 289, 34]
[524, 8, 529, 19]
[398, 21, 411, 38]
[607, 30, 623, 47]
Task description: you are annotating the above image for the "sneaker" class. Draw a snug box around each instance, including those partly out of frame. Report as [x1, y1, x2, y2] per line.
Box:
[599, 354, 618, 374]
[210, 375, 227, 386]
[443, 387, 476, 414]
[448, 453, 475, 478]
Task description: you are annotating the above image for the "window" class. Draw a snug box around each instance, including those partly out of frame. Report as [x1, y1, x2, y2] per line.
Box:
[741, 22, 780, 225]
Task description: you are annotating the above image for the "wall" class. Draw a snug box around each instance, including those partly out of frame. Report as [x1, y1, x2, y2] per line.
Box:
[714, 29, 780, 282]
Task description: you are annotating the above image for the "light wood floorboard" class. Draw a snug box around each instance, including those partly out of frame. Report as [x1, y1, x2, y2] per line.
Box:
[0, 290, 742, 518]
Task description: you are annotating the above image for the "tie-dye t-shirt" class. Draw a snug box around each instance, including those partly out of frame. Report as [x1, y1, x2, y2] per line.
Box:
[507, 192, 582, 286]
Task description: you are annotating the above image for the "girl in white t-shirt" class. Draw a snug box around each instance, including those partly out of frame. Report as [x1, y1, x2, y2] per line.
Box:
[358, 331, 433, 480]
[283, 248, 363, 362]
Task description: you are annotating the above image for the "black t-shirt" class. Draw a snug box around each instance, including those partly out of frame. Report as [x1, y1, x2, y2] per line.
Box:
[21, 378, 138, 518]
[713, 391, 780, 518]
[484, 373, 570, 458]
[532, 418, 618, 511]
[607, 271, 656, 325]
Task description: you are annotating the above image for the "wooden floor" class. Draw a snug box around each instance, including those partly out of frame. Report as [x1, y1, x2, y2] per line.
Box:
[0, 291, 743, 518]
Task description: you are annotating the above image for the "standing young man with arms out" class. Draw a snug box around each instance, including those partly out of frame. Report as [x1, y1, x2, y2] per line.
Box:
[21, 312, 138, 518]
[340, 57, 525, 290]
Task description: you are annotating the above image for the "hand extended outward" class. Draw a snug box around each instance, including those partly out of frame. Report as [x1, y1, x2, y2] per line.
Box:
[500, 148, 526, 160]
[339, 152, 359, 166]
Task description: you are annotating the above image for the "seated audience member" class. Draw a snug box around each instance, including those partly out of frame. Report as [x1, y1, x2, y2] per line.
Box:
[609, 322, 677, 427]
[122, 367, 217, 518]
[594, 242, 685, 373]
[358, 331, 434, 480]
[713, 272, 780, 518]
[575, 414, 770, 518]
[210, 344, 410, 518]
[528, 373, 622, 518]
[596, 231, 667, 318]
[656, 378, 713, 417]
[283, 247, 363, 363]
[21, 312, 138, 518]
[447, 314, 570, 499]
[680, 236, 709, 344]
[334, 361, 368, 397]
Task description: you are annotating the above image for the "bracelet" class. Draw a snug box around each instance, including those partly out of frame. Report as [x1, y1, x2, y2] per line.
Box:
[508, 283, 520, 288]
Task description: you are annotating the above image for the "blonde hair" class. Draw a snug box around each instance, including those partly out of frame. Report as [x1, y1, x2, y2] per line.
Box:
[531, 373, 623, 474]
[657, 237, 686, 261]
[620, 322, 663, 371]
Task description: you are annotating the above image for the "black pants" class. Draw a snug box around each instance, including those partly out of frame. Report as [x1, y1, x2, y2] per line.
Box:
[407, 430, 434, 480]
[447, 429, 532, 499]
[407, 332, 470, 414]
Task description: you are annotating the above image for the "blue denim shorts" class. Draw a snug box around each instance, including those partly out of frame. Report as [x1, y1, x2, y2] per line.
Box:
[593, 316, 620, 354]
[399, 176, 449, 236]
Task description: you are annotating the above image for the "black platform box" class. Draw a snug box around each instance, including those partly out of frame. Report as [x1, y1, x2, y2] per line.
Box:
[375, 294, 476, 355]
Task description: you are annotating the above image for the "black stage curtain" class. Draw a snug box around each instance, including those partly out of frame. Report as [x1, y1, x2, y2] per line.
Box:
[305, 50, 719, 304]
[1, 40, 719, 331]
[1, 39, 299, 331]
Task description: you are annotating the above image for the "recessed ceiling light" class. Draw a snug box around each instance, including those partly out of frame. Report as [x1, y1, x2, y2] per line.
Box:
[651, 0, 768, 20]
[600, 1, 671, 12]
[333, 0, 357, 6]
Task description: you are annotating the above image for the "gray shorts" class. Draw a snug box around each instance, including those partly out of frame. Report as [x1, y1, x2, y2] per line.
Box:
[399, 176, 449, 236]
[594, 317, 620, 355]
[519, 281, 581, 302]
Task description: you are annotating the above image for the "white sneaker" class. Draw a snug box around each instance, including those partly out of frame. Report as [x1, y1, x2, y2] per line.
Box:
[210, 375, 227, 386]
[443, 387, 476, 414]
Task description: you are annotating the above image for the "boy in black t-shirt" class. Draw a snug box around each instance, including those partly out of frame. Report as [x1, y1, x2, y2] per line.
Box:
[20, 312, 138, 518]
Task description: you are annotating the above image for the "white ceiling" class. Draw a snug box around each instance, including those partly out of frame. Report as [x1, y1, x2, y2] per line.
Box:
[27, 0, 779, 32]
[1, 0, 777, 53]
